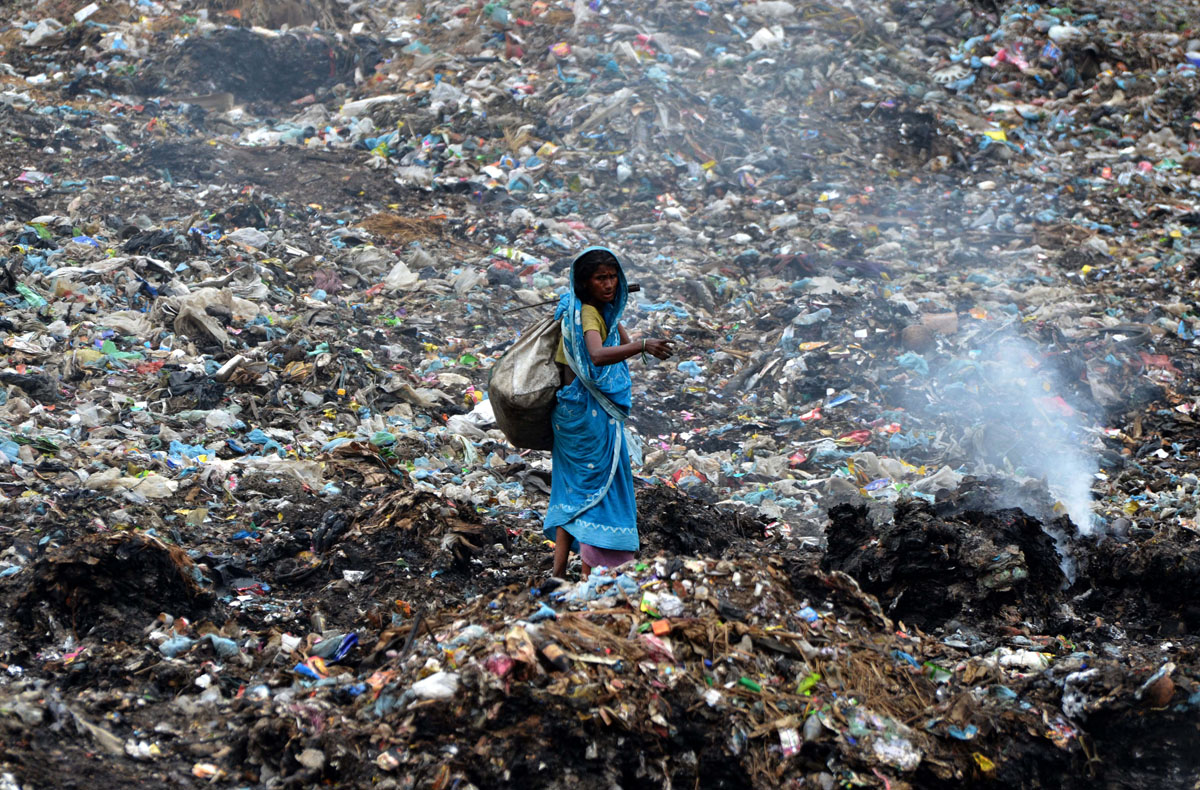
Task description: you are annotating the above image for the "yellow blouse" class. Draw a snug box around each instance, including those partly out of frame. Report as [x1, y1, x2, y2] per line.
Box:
[556, 303, 607, 365]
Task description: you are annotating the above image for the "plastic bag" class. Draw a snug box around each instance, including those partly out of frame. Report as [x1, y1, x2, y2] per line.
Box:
[487, 315, 561, 450]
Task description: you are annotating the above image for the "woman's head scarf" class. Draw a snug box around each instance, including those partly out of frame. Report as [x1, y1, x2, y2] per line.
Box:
[555, 246, 632, 413]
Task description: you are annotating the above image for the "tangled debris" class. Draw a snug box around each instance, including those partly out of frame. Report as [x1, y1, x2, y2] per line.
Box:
[2, 0, 1200, 787]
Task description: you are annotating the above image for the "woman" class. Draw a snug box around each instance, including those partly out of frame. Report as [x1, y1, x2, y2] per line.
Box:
[543, 247, 674, 580]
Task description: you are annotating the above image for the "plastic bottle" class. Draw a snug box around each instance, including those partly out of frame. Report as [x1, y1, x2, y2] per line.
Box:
[792, 307, 832, 326]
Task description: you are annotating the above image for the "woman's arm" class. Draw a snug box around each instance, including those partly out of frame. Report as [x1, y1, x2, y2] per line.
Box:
[586, 330, 674, 366]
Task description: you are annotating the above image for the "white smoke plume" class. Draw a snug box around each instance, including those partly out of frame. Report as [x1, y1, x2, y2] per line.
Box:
[915, 333, 1099, 535]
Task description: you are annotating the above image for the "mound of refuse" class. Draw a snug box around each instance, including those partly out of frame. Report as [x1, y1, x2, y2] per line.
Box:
[823, 498, 1067, 631]
[11, 533, 212, 649]
[2, 0, 1200, 786]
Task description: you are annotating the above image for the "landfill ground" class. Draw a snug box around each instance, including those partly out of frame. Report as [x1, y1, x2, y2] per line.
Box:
[3, 0, 1200, 787]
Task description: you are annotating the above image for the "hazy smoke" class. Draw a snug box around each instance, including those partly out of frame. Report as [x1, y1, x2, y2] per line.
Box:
[914, 333, 1098, 534]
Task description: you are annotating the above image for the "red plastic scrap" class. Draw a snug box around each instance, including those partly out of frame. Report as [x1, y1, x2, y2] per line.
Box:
[1139, 352, 1180, 374]
[1036, 396, 1075, 418]
[485, 653, 515, 678]
[670, 465, 709, 486]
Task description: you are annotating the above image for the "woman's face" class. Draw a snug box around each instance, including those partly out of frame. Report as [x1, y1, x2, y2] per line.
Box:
[585, 263, 620, 304]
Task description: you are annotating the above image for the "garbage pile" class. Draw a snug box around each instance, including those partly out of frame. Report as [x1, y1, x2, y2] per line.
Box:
[1, 0, 1200, 786]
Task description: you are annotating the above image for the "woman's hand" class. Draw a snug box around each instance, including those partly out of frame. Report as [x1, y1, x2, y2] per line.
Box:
[642, 338, 674, 360]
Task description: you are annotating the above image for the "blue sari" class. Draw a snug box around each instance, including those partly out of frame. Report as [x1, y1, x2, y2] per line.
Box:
[542, 247, 639, 559]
